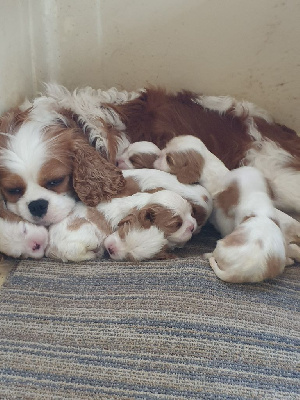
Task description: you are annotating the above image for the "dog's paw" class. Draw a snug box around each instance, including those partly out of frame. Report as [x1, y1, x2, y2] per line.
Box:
[15, 222, 48, 259]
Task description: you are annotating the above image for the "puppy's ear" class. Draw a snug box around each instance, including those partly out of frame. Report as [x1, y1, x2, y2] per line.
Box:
[72, 137, 125, 206]
[138, 206, 156, 229]
[174, 152, 204, 184]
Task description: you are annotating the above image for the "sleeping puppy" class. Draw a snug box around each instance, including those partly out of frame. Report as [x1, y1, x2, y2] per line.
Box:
[155, 135, 300, 282]
[120, 168, 212, 234]
[205, 167, 287, 283]
[0, 201, 48, 259]
[46, 190, 197, 262]
[116, 141, 161, 169]
[103, 212, 170, 262]
[153, 135, 228, 196]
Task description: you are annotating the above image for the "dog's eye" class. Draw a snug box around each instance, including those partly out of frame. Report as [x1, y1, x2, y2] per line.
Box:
[6, 187, 24, 196]
[176, 221, 182, 228]
[166, 154, 175, 166]
[46, 177, 65, 189]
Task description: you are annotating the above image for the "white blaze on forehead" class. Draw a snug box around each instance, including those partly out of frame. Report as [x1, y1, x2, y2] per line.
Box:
[0, 121, 49, 180]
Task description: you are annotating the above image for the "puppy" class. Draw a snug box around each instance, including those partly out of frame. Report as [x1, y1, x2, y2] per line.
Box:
[155, 136, 298, 281]
[204, 167, 287, 282]
[121, 168, 213, 234]
[46, 190, 197, 262]
[207, 216, 287, 283]
[0, 201, 48, 259]
[153, 135, 228, 196]
[116, 141, 161, 169]
[104, 212, 170, 262]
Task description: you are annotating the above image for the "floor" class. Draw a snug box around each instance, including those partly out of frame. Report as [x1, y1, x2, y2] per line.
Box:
[0, 259, 16, 288]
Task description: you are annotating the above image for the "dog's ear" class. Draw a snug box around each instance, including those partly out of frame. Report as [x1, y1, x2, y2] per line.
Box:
[72, 137, 125, 206]
[174, 152, 204, 184]
[138, 206, 156, 229]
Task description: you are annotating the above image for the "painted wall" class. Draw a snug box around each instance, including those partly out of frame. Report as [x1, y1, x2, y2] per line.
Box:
[1, 0, 300, 131]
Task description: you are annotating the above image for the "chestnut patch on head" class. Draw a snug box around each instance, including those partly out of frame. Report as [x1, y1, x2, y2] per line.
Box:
[215, 181, 239, 217]
[117, 213, 138, 240]
[139, 204, 182, 236]
[129, 153, 159, 169]
[167, 150, 204, 184]
[39, 159, 72, 194]
[0, 173, 26, 203]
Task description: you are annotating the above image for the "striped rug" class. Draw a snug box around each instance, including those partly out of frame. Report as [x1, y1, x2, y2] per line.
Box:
[0, 225, 299, 399]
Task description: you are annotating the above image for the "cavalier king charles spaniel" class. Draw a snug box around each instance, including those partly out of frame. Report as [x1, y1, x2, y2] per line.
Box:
[0, 105, 125, 228]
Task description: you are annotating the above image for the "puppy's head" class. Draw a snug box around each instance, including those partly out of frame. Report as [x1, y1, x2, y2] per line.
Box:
[140, 190, 197, 246]
[0, 107, 125, 225]
[116, 141, 161, 170]
[153, 136, 205, 184]
[104, 211, 170, 261]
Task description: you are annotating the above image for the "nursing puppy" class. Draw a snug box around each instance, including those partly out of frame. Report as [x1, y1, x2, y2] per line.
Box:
[155, 136, 299, 282]
[46, 190, 197, 262]
[0, 201, 48, 259]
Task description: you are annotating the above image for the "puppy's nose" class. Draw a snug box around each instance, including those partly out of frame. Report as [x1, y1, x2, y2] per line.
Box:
[106, 245, 115, 256]
[187, 223, 195, 233]
[28, 199, 49, 218]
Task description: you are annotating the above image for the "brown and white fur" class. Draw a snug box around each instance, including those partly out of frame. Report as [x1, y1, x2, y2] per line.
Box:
[0, 106, 125, 225]
[7, 84, 300, 216]
[0, 200, 48, 259]
[116, 141, 161, 169]
[155, 135, 300, 282]
[118, 168, 212, 234]
[46, 190, 197, 262]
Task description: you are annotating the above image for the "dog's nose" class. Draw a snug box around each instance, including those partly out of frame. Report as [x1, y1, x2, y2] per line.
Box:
[187, 223, 195, 233]
[28, 199, 49, 218]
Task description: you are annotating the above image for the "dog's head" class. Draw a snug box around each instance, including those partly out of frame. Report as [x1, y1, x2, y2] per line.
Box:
[104, 189, 197, 261]
[104, 211, 170, 261]
[0, 107, 125, 226]
[116, 141, 161, 170]
[153, 136, 205, 184]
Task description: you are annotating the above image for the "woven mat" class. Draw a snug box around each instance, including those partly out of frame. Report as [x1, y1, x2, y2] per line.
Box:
[0, 225, 299, 400]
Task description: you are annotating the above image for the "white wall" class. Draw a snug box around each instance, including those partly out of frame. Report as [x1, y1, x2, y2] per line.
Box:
[1, 0, 300, 131]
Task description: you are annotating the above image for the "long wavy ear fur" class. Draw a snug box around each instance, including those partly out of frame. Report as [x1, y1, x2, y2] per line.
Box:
[72, 137, 125, 206]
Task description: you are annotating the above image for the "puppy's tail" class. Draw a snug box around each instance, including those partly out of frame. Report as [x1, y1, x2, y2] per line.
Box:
[208, 256, 252, 284]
